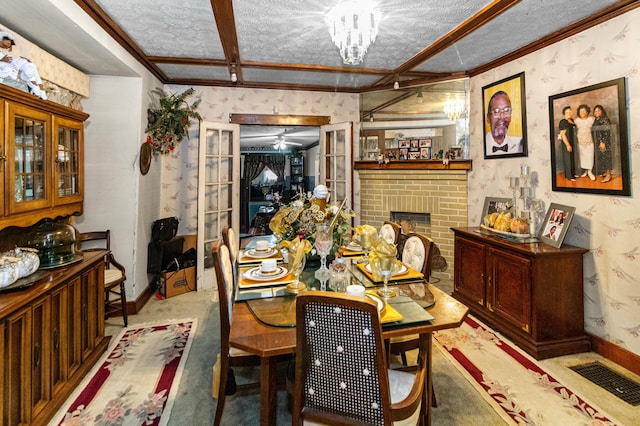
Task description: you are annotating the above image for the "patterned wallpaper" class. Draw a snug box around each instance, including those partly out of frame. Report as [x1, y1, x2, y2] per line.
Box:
[158, 85, 359, 234]
[468, 9, 640, 355]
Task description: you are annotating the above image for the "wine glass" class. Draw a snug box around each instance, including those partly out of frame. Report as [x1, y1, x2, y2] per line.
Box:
[314, 223, 333, 283]
[376, 252, 397, 299]
[360, 230, 377, 261]
[286, 244, 307, 294]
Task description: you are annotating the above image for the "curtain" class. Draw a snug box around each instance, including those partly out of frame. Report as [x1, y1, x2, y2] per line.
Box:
[244, 155, 267, 183]
[270, 155, 286, 182]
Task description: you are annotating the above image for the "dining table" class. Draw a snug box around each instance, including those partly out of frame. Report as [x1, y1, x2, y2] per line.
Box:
[229, 242, 469, 425]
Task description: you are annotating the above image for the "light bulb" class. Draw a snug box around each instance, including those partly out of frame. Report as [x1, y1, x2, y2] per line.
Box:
[393, 81, 399, 90]
[230, 72, 237, 83]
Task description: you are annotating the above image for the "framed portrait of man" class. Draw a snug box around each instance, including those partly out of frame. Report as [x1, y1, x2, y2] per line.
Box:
[482, 72, 528, 159]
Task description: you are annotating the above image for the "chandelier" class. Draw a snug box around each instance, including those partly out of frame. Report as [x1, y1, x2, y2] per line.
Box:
[443, 99, 465, 121]
[326, 1, 381, 65]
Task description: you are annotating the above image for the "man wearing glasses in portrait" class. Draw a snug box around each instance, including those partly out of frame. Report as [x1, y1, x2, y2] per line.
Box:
[484, 91, 523, 156]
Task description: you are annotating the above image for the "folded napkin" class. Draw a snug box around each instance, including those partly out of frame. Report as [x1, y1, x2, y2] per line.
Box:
[279, 236, 312, 272]
[352, 224, 378, 248]
[367, 237, 401, 281]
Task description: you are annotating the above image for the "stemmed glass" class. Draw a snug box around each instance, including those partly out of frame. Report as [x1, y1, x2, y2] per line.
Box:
[376, 252, 397, 299]
[314, 223, 333, 283]
[286, 244, 307, 294]
[360, 230, 377, 261]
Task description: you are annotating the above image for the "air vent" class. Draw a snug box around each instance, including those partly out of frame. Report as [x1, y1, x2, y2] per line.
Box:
[570, 362, 640, 406]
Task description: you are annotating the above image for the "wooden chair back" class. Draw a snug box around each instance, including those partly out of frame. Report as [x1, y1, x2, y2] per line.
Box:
[222, 226, 239, 265]
[401, 233, 434, 278]
[379, 221, 401, 245]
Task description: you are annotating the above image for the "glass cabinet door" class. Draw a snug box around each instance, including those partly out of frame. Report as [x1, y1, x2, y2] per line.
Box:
[7, 105, 50, 214]
[53, 117, 83, 205]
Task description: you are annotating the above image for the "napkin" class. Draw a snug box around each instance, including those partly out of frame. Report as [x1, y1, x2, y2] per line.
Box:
[352, 224, 378, 247]
[279, 236, 312, 272]
[367, 236, 401, 281]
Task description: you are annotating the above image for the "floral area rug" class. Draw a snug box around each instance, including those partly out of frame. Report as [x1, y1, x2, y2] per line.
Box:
[434, 316, 621, 425]
[49, 319, 197, 426]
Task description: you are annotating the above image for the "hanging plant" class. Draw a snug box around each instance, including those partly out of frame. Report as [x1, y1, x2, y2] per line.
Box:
[145, 87, 202, 155]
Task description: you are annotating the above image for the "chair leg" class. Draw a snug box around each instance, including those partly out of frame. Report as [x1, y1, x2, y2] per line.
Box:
[214, 367, 229, 426]
[431, 383, 437, 407]
[119, 282, 128, 326]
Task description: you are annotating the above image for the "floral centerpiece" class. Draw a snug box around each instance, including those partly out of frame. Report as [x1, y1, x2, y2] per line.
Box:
[269, 186, 355, 255]
[145, 87, 201, 155]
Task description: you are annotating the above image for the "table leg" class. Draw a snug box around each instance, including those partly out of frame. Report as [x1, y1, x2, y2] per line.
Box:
[426, 332, 433, 426]
[260, 356, 278, 426]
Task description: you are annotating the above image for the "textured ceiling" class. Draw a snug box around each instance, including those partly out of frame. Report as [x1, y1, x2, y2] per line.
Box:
[0, 0, 635, 148]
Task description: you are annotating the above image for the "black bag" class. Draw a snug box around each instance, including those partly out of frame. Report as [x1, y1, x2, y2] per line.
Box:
[151, 217, 179, 241]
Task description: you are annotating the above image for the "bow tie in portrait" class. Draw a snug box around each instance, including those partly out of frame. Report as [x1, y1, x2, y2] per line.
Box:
[493, 145, 508, 152]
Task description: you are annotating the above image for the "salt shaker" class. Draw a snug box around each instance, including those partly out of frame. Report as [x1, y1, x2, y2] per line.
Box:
[329, 257, 348, 292]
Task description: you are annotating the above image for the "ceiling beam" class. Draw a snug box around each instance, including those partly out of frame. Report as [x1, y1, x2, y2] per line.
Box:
[210, 0, 242, 82]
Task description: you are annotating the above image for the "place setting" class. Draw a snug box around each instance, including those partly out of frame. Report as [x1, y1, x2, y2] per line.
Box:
[239, 259, 295, 290]
[238, 239, 283, 265]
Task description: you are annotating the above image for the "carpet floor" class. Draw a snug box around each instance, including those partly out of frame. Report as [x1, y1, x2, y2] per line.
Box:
[104, 278, 640, 425]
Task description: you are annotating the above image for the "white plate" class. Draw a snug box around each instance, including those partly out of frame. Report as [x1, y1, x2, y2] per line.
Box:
[343, 242, 362, 252]
[365, 264, 408, 276]
[243, 266, 288, 281]
[244, 248, 277, 258]
[366, 294, 386, 313]
[480, 225, 531, 239]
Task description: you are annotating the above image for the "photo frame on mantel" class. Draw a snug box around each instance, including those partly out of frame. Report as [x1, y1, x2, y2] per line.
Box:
[548, 77, 630, 196]
[538, 203, 575, 248]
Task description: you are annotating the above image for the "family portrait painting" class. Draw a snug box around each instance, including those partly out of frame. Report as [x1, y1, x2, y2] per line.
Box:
[548, 77, 630, 196]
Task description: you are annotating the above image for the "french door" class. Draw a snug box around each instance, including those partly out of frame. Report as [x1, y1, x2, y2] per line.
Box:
[197, 122, 240, 290]
[319, 122, 352, 204]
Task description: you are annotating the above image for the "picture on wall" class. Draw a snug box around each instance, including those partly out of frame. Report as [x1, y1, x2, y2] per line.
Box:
[548, 77, 630, 196]
[482, 72, 527, 159]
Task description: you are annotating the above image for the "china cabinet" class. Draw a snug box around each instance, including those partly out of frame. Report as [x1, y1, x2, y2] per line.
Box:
[1, 250, 108, 426]
[290, 154, 305, 194]
[1, 85, 88, 229]
[452, 227, 590, 360]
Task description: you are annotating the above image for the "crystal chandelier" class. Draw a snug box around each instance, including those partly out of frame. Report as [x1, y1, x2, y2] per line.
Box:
[443, 99, 465, 121]
[326, 1, 381, 65]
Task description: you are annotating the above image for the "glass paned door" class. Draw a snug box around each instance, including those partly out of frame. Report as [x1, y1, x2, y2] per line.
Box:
[54, 117, 83, 205]
[8, 105, 50, 214]
[197, 122, 240, 290]
[320, 122, 352, 204]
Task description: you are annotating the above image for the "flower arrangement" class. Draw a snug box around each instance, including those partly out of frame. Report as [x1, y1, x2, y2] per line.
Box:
[145, 87, 201, 155]
[269, 189, 355, 253]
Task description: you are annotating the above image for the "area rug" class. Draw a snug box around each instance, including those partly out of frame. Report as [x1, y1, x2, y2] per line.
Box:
[434, 316, 621, 426]
[49, 319, 197, 426]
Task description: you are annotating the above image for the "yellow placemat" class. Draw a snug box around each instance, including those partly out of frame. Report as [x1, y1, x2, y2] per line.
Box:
[365, 291, 403, 323]
[239, 267, 295, 289]
[356, 261, 424, 283]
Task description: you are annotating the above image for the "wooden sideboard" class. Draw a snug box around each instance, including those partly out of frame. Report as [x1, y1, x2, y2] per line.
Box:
[451, 227, 590, 360]
[1, 250, 110, 426]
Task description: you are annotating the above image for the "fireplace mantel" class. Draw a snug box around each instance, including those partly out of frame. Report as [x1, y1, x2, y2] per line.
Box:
[354, 160, 472, 171]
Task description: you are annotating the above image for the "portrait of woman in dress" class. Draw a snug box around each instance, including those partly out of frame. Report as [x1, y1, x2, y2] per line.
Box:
[574, 104, 596, 181]
[593, 104, 612, 183]
[558, 106, 577, 181]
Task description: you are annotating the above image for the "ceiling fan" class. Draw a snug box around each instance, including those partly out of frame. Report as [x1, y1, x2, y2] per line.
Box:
[240, 126, 320, 149]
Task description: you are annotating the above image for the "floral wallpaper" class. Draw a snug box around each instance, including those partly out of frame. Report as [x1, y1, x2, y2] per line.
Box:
[157, 85, 359, 235]
[467, 9, 640, 355]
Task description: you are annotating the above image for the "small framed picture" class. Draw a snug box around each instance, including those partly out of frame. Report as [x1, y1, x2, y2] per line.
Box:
[538, 203, 575, 248]
[419, 139, 432, 148]
[399, 147, 409, 160]
[420, 147, 431, 159]
[410, 139, 419, 149]
[480, 197, 510, 225]
[408, 151, 420, 160]
[399, 139, 410, 148]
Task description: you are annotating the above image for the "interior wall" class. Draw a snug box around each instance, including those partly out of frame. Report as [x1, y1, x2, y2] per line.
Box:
[159, 86, 358, 235]
[468, 9, 640, 355]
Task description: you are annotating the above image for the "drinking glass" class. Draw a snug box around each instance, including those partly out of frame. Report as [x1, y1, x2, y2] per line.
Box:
[314, 223, 333, 282]
[376, 253, 397, 299]
[360, 230, 377, 261]
[286, 244, 307, 293]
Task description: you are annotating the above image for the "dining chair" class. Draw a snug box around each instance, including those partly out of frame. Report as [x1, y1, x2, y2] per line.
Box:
[222, 226, 239, 265]
[211, 239, 262, 426]
[293, 291, 427, 425]
[379, 221, 401, 245]
[77, 230, 128, 326]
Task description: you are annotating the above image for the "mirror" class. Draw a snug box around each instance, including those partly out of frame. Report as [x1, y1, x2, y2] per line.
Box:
[359, 78, 469, 160]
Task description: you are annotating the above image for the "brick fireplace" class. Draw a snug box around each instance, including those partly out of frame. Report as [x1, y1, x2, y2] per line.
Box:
[356, 168, 469, 282]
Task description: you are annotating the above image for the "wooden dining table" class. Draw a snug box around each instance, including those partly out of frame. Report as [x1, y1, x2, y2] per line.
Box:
[229, 280, 469, 425]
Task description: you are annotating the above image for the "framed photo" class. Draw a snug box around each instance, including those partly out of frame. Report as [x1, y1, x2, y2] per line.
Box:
[482, 72, 527, 159]
[548, 77, 630, 196]
[420, 147, 431, 159]
[480, 197, 510, 225]
[399, 147, 409, 160]
[408, 151, 420, 160]
[386, 148, 399, 161]
[419, 138, 432, 148]
[538, 203, 575, 248]
[399, 139, 410, 149]
[410, 139, 419, 149]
